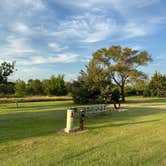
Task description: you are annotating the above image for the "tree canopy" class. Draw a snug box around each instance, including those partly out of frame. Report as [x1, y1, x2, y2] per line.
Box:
[71, 59, 120, 104]
[147, 72, 166, 97]
[92, 45, 152, 101]
[0, 61, 15, 84]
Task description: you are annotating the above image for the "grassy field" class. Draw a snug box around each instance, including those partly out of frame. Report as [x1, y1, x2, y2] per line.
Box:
[0, 97, 166, 166]
[0, 96, 72, 103]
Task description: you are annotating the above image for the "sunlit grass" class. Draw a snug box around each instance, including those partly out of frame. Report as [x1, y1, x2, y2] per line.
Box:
[0, 97, 166, 166]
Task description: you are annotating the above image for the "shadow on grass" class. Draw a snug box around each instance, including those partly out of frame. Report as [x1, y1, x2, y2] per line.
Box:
[87, 119, 161, 130]
[0, 107, 165, 143]
[125, 98, 166, 104]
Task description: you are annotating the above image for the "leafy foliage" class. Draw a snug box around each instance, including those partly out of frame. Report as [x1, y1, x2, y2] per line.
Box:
[71, 60, 119, 104]
[14, 80, 26, 97]
[42, 75, 68, 96]
[9, 75, 68, 97]
[125, 80, 148, 96]
[92, 45, 152, 101]
[0, 61, 15, 84]
[145, 72, 166, 97]
[27, 79, 43, 95]
[0, 83, 15, 96]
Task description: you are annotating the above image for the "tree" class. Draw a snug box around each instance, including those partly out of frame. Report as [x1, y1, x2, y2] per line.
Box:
[42, 75, 68, 96]
[14, 80, 26, 97]
[71, 60, 114, 104]
[0, 82, 15, 95]
[125, 79, 148, 96]
[148, 72, 166, 97]
[27, 79, 43, 95]
[0, 61, 15, 84]
[42, 79, 50, 95]
[92, 46, 152, 101]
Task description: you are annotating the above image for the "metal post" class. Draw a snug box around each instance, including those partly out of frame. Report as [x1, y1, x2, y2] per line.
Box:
[16, 100, 19, 109]
[79, 109, 85, 130]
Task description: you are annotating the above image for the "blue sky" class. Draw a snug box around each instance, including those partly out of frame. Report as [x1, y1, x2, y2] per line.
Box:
[0, 0, 166, 82]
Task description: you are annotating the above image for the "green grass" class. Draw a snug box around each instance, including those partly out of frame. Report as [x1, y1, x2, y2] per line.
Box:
[0, 97, 166, 166]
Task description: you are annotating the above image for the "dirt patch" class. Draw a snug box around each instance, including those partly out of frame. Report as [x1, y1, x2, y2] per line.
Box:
[57, 128, 89, 135]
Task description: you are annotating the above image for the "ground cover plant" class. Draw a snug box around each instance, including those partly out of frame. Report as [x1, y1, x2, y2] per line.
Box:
[0, 97, 166, 166]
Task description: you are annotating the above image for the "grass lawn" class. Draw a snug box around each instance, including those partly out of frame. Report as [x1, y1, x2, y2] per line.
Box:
[0, 97, 166, 166]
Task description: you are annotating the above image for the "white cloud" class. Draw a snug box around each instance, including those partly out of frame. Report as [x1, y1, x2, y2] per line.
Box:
[0, 36, 35, 57]
[131, 45, 143, 50]
[31, 53, 81, 64]
[12, 22, 32, 35]
[9, 66, 45, 82]
[48, 42, 68, 52]
[155, 54, 166, 61]
[0, 0, 45, 11]
[148, 16, 166, 25]
[23, 0, 45, 10]
[55, 0, 159, 9]
[52, 13, 116, 43]
[123, 23, 147, 38]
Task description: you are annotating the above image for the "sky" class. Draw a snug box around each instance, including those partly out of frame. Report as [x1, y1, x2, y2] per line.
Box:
[0, 0, 166, 82]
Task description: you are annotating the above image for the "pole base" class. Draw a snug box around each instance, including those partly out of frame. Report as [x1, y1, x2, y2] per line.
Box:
[64, 128, 74, 133]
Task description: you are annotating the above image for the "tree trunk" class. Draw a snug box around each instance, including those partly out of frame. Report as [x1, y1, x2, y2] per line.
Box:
[121, 84, 125, 102]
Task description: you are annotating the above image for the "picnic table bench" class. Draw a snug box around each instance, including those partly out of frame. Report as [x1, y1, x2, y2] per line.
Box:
[71, 104, 110, 117]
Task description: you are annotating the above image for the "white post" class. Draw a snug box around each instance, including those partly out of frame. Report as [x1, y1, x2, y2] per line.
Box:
[65, 109, 74, 133]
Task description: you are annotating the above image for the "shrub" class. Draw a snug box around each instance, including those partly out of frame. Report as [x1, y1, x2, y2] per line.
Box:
[42, 75, 68, 96]
[0, 83, 15, 95]
[14, 80, 26, 97]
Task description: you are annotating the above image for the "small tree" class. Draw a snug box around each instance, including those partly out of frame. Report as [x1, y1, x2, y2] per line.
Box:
[148, 72, 166, 97]
[71, 60, 113, 104]
[0, 83, 15, 96]
[15, 80, 26, 97]
[0, 61, 15, 84]
[27, 79, 43, 95]
[42, 75, 68, 96]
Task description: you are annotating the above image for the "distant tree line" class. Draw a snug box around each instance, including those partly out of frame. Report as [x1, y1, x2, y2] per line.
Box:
[124, 72, 166, 97]
[14, 75, 68, 97]
[0, 64, 68, 97]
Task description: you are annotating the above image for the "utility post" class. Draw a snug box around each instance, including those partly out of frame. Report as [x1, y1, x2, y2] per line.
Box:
[79, 109, 85, 130]
[64, 108, 75, 133]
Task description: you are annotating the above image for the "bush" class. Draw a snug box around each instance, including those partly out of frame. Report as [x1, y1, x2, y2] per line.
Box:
[42, 75, 68, 96]
[0, 83, 15, 95]
[71, 80, 90, 104]
[27, 79, 43, 95]
[14, 80, 26, 97]
[125, 86, 137, 96]
[146, 72, 166, 97]
[143, 89, 151, 97]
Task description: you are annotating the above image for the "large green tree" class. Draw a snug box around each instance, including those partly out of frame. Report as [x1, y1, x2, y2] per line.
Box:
[92, 46, 152, 101]
[72, 59, 114, 104]
[0, 61, 15, 84]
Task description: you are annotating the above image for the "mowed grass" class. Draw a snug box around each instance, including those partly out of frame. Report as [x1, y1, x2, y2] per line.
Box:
[0, 97, 166, 166]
